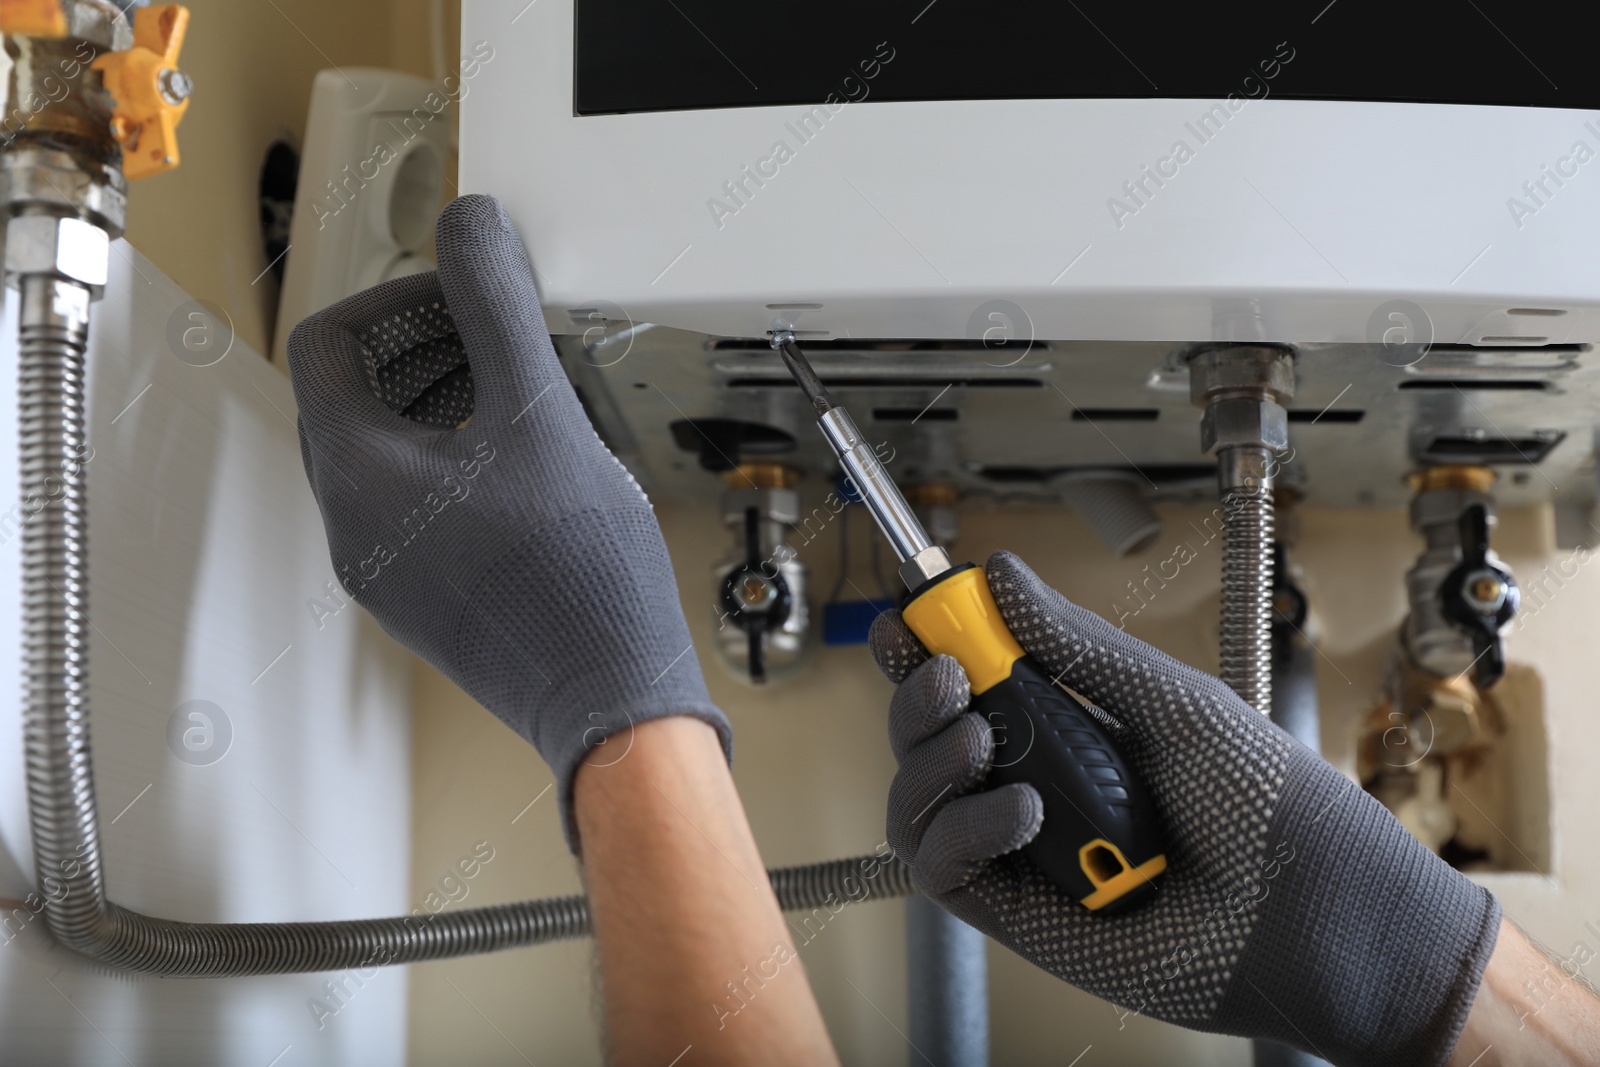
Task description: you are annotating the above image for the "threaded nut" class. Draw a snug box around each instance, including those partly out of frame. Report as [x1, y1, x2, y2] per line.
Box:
[4, 214, 109, 295]
[1200, 397, 1289, 454]
[1188, 345, 1296, 406]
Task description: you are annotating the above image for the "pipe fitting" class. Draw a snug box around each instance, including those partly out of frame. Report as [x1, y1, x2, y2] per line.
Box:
[18, 0, 135, 51]
[1187, 343, 1296, 407]
[1187, 344, 1297, 714]
[1218, 443, 1276, 493]
[714, 474, 808, 684]
[1403, 466, 1515, 683]
[0, 0, 133, 231]
[3, 3, 130, 169]
[1201, 396, 1289, 456]
[4, 212, 109, 295]
[1190, 345, 1295, 460]
[0, 147, 127, 235]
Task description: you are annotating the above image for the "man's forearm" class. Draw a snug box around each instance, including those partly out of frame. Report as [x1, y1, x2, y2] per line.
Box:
[1447, 917, 1600, 1066]
[574, 716, 839, 1066]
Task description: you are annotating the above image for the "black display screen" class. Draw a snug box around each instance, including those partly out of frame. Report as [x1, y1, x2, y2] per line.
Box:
[574, 0, 1596, 115]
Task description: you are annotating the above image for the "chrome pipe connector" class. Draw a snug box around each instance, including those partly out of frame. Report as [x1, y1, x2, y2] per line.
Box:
[1189, 345, 1296, 713]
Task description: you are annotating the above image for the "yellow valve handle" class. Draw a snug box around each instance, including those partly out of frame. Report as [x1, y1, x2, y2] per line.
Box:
[0, 0, 66, 38]
[91, 4, 190, 180]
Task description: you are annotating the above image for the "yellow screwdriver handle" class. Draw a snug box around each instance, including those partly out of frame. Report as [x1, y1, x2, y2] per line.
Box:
[903, 565, 1168, 912]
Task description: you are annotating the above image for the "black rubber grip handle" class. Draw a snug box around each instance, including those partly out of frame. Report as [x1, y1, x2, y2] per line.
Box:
[975, 655, 1166, 912]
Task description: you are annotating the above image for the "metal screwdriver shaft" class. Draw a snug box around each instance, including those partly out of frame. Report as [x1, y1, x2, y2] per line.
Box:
[772, 332, 952, 589]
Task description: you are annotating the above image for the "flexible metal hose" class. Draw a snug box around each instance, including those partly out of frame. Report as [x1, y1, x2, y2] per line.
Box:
[19, 274, 915, 977]
[1218, 445, 1275, 712]
[74, 853, 914, 979]
[20, 274, 108, 953]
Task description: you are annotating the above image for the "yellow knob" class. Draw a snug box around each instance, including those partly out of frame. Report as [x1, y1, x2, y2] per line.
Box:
[0, 0, 67, 38]
[91, 5, 191, 180]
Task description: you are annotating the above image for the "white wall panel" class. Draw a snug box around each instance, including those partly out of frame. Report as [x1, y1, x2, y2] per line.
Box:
[0, 246, 413, 1066]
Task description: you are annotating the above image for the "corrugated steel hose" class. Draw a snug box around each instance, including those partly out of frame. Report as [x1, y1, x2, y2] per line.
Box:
[1218, 449, 1277, 712]
[18, 270, 914, 977]
[1189, 345, 1295, 717]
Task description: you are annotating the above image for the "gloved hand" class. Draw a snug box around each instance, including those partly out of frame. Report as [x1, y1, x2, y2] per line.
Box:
[870, 551, 1500, 1067]
[288, 194, 730, 847]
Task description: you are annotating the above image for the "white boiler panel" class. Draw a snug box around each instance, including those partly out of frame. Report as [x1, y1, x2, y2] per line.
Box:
[460, 0, 1600, 345]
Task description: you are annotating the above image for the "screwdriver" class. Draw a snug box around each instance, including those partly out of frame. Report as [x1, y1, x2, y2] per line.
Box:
[772, 332, 1167, 913]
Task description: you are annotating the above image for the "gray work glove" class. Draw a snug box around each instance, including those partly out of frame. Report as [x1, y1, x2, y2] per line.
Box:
[870, 551, 1500, 1067]
[288, 194, 730, 847]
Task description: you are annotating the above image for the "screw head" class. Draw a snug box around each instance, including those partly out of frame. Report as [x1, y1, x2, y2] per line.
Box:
[158, 68, 193, 105]
[1462, 568, 1508, 614]
[735, 574, 777, 611]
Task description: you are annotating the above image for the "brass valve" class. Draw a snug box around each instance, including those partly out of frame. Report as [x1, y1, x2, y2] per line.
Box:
[91, 4, 190, 180]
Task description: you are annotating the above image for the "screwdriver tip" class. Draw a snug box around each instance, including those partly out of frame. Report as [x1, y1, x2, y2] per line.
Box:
[770, 332, 833, 417]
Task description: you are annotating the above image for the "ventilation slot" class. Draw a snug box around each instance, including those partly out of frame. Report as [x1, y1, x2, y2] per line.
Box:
[1419, 433, 1564, 465]
[713, 338, 1041, 353]
[669, 418, 796, 472]
[974, 463, 1214, 485]
[1070, 408, 1159, 422]
[873, 407, 958, 422]
[975, 466, 1052, 484]
[1422, 344, 1584, 354]
[1397, 380, 1549, 392]
[1288, 409, 1366, 423]
[725, 377, 1044, 391]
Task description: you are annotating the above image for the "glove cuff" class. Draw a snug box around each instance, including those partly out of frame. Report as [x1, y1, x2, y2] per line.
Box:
[1210, 752, 1502, 1066]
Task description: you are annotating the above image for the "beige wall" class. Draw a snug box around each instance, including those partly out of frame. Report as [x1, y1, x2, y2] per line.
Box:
[405, 497, 1600, 1065]
[121, 0, 458, 358]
